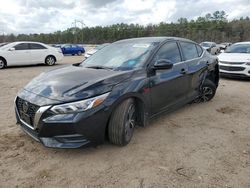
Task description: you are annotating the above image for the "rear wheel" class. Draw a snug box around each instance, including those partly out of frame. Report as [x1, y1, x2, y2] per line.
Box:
[0, 58, 6, 69]
[45, 56, 56, 66]
[108, 98, 136, 146]
[196, 79, 216, 102]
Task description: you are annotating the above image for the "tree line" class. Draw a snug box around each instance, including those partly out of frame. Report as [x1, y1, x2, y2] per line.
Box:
[1, 11, 250, 44]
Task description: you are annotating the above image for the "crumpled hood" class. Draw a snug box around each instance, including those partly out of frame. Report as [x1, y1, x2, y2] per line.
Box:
[218, 52, 250, 62]
[23, 65, 133, 102]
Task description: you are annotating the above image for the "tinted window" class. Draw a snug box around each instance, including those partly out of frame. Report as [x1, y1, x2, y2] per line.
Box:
[64, 45, 71, 48]
[153, 42, 181, 64]
[29, 43, 46, 50]
[196, 45, 203, 56]
[180, 42, 199, 60]
[14, 43, 29, 50]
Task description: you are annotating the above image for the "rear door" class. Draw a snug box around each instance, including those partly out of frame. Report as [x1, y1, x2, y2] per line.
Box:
[7, 43, 31, 65]
[149, 41, 189, 114]
[179, 41, 207, 99]
[29, 43, 48, 64]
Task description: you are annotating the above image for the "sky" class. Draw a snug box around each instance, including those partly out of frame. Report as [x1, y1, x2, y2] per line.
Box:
[0, 0, 250, 34]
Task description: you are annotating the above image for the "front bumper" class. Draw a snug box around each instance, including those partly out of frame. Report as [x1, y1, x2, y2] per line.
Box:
[15, 97, 110, 149]
[219, 62, 250, 78]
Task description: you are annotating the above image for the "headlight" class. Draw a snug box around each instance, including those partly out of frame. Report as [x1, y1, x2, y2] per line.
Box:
[50, 92, 110, 114]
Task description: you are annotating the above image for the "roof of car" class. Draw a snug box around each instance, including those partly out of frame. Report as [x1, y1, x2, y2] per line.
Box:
[115, 37, 196, 44]
[233, 41, 250, 45]
[201, 41, 216, 44]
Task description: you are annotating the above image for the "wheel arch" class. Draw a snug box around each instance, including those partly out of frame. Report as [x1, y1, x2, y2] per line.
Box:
[45, 55, 57, 63]
[205, 60, 219, 87]
[104, 93, 149, 140]
[0, 56, 7, 65]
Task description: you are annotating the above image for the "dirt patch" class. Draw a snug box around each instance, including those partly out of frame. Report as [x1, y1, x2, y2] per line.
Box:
[216, 106, 236, 114]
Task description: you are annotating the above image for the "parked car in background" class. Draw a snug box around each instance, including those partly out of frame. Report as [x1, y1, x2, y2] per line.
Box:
[218, 42, 250, 78]
[217, 42, 232, 52]
[85, 43, 110, 58]
[61, 44, 85, 56]
[51, 44, 62, 48]
[0, 41, 63, 69]
[200, 42, 220, 55]
[15, 37, 219, 148]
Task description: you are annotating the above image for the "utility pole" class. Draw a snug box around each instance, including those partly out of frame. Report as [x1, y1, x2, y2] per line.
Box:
[71, 20, 86, 44]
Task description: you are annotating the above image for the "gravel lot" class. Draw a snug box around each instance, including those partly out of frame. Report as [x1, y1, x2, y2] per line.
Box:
[0, 56, 250, 188]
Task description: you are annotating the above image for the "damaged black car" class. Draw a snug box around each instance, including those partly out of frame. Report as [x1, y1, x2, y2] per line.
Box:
[15, 37, 219, 148]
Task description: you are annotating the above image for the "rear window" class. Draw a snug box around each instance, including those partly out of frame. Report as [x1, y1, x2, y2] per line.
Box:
[180, 42, 199, 60]
[29, 43, 47, 50]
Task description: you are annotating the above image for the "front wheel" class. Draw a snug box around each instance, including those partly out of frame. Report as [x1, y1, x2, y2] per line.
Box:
[77, 51, 82, 56]
[0, 58, 6, 69]
[45, 56, 56, 66]
[196, 79, 217, 103]
[108, 98, 136, 146]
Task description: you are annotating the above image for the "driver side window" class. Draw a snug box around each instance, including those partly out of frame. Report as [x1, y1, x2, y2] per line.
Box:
[153, 42, 181, 64]
[14, 43, 29, 50]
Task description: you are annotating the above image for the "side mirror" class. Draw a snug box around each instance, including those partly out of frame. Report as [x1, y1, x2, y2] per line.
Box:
[153, 59, 173, 70]
[9, 47, 15, 51]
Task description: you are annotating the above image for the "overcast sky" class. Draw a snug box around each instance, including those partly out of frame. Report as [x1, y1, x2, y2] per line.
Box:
[0, 0, 250, 34]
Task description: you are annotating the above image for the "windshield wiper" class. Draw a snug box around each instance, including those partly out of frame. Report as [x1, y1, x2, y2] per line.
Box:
[85, 65, 113, 70]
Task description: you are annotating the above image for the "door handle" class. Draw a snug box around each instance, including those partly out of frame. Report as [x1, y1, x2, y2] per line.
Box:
[180, 68, 187, 74]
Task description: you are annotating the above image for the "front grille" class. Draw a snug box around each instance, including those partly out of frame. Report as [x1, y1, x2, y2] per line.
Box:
[220, 65, 245, 71]
[220, 61, 245, 65]
[16, 97, 40, 128]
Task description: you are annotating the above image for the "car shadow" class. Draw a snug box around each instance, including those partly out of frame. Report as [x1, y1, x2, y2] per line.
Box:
[4, 63, 62, 69]
[220, 76, 250, 81]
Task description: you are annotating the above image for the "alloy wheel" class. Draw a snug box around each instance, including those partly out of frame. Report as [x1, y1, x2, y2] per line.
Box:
[124, 104, 136, 142]
[46, 57, 55, 65]
[200, 86, 214, 102]
[0, 59, 5, 69]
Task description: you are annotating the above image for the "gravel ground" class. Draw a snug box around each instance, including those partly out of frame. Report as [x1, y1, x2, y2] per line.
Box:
[0, 56, 249, 188]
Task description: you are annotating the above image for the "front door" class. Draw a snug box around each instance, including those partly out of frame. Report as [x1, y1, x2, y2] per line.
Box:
[8, 43, 30, 65]
[149, 41, 189, 114]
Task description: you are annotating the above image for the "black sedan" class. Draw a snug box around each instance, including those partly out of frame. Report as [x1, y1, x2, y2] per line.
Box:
[15, 37, 219, 148]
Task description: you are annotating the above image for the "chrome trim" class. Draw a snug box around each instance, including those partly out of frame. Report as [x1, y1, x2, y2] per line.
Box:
[34, 106, 51, 129]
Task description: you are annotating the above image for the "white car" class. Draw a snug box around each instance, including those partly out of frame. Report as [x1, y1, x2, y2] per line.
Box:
[200, 42, 220, 55]
[0, 41, 63, 69]
[85, 43, 110, 58]
[218, 42, 250, 78]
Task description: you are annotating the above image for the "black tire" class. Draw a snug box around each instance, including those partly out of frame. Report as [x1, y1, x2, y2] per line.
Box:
[45, 56, 56, 66]
[108, 98, 136, 146]
[0, 58, 6, 69]
[196, 79, 217, 102]
[77, 51, 82, 56]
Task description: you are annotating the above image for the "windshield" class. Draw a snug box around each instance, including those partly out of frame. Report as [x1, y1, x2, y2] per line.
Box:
[0, 43, 14, 50]
[225, 44, 250, 53]
[200, 42, 211, 47]
[0, 43, 8, 48]
[81, 41, 158, 71]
